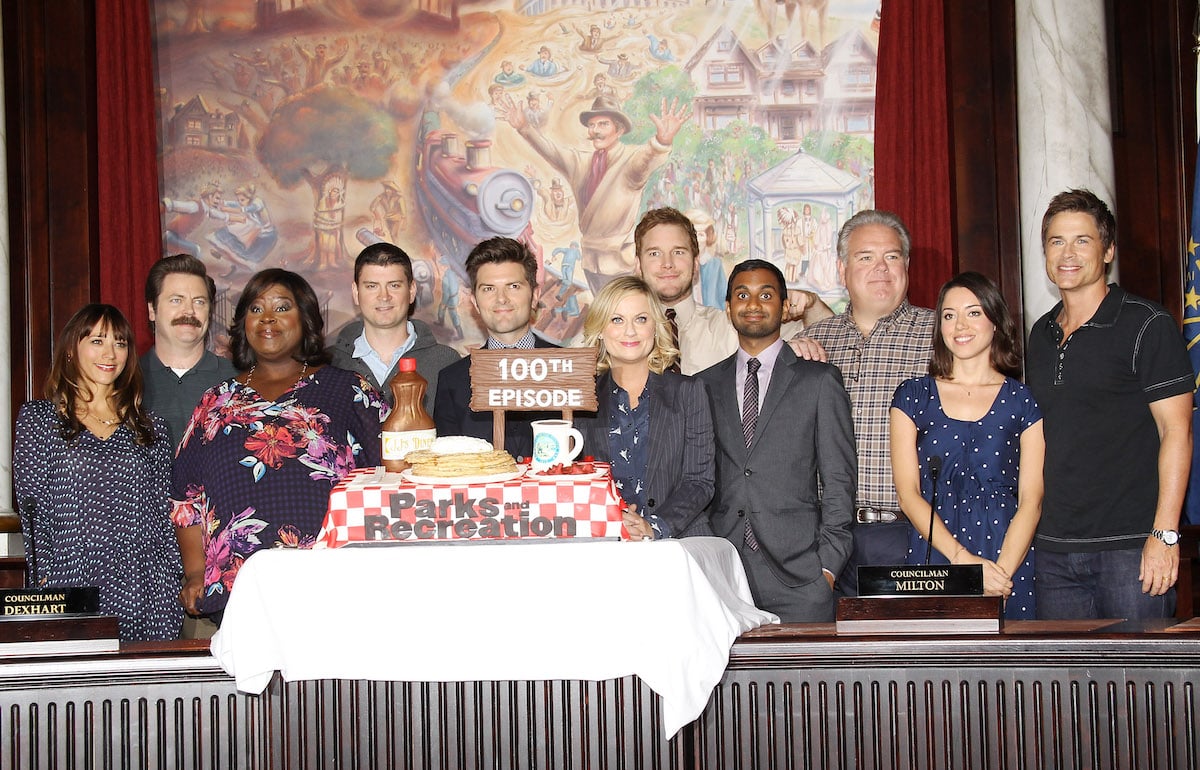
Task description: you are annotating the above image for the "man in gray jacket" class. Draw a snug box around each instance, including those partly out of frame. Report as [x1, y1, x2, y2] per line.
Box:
[328, 242, 460, 413]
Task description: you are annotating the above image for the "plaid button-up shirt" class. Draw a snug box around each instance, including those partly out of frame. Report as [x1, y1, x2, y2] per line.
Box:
[801, 300, 935, 510]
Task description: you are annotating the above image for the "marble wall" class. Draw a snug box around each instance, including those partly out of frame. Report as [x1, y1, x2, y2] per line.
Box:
[1016, 0, 1117, 329]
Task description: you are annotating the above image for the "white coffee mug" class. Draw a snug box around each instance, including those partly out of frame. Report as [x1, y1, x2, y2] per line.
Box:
[530, 419, 584, 470]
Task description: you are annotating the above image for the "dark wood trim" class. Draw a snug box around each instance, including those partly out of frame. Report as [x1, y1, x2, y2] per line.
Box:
[3, 0, 99, 416]
[1108, 0, 1195, 322]
[944, 0, 1023, 328]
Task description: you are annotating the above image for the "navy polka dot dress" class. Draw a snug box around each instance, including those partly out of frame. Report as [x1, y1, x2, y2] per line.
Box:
[13, 401, 184, 641]
[891, 376, 1042, 619]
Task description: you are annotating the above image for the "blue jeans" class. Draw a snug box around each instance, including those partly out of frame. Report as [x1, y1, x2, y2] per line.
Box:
[1034, 548, 1175, 620]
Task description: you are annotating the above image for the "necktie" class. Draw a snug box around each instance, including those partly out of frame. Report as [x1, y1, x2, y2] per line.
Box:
[742, 357, 760, 448]
[581, 149, 608, 211]
[742, 357, 762, 551]
[665, 307, 681, 374]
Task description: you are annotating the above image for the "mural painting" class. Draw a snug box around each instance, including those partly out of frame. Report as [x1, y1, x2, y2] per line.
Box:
[152, 0, 879, 351]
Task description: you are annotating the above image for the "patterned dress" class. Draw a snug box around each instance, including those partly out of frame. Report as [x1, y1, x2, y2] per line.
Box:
[171, 366, 386, 614]
[13, 402, 184, 641]
[891, 376, 1042, 619]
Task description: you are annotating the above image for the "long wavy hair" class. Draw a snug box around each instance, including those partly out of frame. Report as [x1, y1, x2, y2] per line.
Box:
[228, 269, 332, 371]
[582, 276, 679, 375]
[930, 272, 1023, 379]
[45, 304, 156, 446]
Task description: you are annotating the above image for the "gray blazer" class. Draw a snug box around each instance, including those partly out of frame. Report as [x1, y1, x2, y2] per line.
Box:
[577, 370, 715, 537]
[696, 345, 856, 586]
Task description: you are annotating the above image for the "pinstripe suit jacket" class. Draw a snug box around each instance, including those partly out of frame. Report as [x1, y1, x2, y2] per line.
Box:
[696, 344, 856, 586]
[577, 370, 715, 537]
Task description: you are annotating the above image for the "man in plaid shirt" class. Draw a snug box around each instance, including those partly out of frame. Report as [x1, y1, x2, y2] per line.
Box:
[793, 210, 936, 596]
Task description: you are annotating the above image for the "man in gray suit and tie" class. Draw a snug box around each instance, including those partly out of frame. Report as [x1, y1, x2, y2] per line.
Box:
[697, 259, 857, 622]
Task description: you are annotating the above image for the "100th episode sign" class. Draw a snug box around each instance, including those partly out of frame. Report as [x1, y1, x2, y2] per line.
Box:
[469, 348, 598, 414]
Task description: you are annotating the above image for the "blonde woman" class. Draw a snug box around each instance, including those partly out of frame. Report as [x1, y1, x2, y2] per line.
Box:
[578, 276, 715, 540]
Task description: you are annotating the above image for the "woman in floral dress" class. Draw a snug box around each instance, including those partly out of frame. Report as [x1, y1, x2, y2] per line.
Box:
[173, 269, 386, 621]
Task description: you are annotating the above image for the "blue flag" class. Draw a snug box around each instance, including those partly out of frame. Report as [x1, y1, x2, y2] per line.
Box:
[1182, 144, 1200, 525]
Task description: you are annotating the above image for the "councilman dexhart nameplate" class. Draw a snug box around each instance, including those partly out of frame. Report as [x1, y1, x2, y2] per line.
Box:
[857, 564, 984, 597]
[0, 587, 100, 617]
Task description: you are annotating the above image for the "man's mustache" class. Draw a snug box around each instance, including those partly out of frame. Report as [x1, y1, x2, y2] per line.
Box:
[171, 316, 203, 328]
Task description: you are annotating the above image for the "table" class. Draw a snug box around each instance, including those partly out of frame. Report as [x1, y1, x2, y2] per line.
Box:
[211, 537, 778, 736]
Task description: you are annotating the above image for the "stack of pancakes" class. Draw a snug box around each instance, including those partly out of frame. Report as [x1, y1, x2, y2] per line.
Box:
[404, 436, 518, 478]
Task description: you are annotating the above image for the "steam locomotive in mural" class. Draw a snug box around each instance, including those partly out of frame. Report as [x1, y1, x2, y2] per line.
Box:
[415, 129, 541, 282]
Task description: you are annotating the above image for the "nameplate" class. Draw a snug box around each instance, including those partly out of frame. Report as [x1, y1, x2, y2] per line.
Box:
[0, 587, 101, 618]
[857, 564, 983, 597]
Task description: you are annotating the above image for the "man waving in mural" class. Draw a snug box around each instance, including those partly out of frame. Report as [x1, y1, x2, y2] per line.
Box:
[498, 94, 690, 293]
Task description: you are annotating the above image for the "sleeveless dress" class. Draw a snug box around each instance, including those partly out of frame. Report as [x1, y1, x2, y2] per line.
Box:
[891, 376, 1042, 619]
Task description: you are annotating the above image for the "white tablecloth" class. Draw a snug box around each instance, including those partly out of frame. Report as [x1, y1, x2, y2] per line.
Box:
[210, 537, 778, 736]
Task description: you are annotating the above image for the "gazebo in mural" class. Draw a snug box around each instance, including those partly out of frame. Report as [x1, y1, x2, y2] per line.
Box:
[746, 149, 862, 304]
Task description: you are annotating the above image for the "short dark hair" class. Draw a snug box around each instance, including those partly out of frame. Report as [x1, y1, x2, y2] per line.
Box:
[354, 241, 417, 315]
[634, 207, 699, 261]
[1040, 188, 1116, 252]
[229, 269, 332, 371]
[929, 271, 1022, 379]
[145, 254, 216, 306]
[726, 259, 787, 303]
[354, 241, 414, 283]
[836, 209, 912, 263]
[464, 237, 538, 291]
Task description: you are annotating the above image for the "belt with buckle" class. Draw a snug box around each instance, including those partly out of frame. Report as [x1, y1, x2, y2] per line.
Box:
[855, 507, 900, 524]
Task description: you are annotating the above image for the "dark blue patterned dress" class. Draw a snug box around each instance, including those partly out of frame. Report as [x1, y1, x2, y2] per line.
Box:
[171, 366, 386, 614]
[13, 401, 184, 641]
[891, 376, 1042, 619]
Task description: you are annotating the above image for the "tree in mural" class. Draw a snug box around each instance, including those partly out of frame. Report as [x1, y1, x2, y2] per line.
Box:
[257, 84, 399, 269]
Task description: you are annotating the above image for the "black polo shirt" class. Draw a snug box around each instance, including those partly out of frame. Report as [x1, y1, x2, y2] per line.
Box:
[140, 349, 238, 449]
[1027, 285, 1193, 552]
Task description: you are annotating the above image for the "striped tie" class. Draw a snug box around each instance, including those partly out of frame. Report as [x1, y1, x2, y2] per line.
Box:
[742, 357, 761, 551]
[742, 357, 760, 448]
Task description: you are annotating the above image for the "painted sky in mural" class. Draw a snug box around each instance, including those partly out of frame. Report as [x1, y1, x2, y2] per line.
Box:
[152, 0, 879, 350]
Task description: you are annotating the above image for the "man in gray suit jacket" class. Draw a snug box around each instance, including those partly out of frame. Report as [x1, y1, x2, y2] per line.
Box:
[697, 260, 856, 622]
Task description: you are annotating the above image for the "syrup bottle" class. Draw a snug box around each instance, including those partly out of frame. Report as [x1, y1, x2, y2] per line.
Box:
[381, 357, 436, 472]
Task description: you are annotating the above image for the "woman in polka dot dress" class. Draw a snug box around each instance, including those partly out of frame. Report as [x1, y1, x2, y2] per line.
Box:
[890, 273, 1044, 619]
[13, 304, 184, 641]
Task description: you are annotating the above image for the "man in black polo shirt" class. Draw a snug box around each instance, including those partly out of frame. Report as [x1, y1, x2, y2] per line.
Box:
[1027, 189, 1193, 619]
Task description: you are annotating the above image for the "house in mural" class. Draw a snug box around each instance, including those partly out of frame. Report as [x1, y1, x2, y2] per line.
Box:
[820, 28, 877, 136]
[684, 27, 876, 149]
[166, 95, 247, 151]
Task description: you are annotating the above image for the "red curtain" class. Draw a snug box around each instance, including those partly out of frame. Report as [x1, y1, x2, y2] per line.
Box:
[875, 0, 954, 310]
[95, 1, 161, 352]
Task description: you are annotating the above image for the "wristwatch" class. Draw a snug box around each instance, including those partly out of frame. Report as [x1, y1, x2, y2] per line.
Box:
[1151, 529, 1181, 546]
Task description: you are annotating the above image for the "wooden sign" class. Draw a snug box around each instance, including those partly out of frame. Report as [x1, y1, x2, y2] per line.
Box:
[468, 348, 598, 450]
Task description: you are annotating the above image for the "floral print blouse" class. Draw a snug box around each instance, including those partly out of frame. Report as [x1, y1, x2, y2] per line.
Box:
[171, 366, 386, 614]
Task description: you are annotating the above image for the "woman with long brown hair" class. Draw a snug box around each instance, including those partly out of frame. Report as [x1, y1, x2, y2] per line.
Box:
[13, 304, 183, 640]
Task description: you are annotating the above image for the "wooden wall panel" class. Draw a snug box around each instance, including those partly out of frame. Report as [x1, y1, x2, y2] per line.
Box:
[1108, 0, 1195, 323]
[943, 1, 1023, 329]
[3, 0, 98, 412]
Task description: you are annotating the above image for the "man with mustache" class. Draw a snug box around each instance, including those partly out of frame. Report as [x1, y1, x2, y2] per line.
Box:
[498, 95, 689, 293]
[140, 254, 237, 449]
